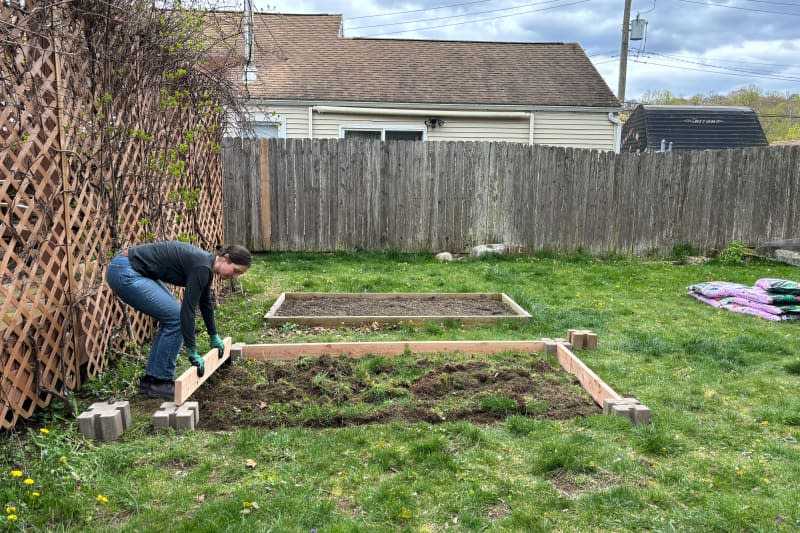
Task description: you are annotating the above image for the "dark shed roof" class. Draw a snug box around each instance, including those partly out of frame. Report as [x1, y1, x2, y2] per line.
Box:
[621, 105, 768, 152]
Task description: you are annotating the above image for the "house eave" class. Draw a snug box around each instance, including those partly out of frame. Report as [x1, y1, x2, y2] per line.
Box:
[242, 98, 622, 114]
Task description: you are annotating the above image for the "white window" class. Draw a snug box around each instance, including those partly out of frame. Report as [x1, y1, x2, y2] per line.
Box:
[251, 114, 286, 138]
[340, 125, 426, 141]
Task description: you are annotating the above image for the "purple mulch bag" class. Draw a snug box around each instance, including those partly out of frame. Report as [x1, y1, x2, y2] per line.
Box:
[687, 291, 725, 307]
[687, 281, 749, 298]
[720, 302, 800, 322]
[754, 278, 800, 295]
[730, 286, 800, 305]
[726, 297, 787, 315]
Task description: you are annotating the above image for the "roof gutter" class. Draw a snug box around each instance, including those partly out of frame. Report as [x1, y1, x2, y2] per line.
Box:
[312, 105, 531, 119]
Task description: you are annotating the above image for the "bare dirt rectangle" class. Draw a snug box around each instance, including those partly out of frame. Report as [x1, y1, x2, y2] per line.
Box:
[264, 292, 532, 326]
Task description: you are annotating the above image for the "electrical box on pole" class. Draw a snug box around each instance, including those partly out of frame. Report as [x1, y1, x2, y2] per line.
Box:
[630, 16, 647, 41]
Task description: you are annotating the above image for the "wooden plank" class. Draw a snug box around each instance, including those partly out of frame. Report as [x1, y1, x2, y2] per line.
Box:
[259, 138, 271, 251]
[264, 292, 286, 318]
[281, 292, 504, 301]
[500, 292, 531, 317]
[555, 342, 620, 407]
[242, 340, 546, 360]
[173, 337, 232, 404]
[265, 315, 529, 327]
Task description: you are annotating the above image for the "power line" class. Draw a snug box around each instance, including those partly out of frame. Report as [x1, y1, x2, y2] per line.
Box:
[737, 0, 800, 6]
[643, 51, 800, 70]
[630, 57, 800, 82]
[346, 0, 573, 31]
[346, 0, 495, 20]
[361, 0, 591, 37]
[592, 57, 619, 65]
[643, 51, 800, 79]
[588, 50, 621, 58]
[676, 0, 800, 16]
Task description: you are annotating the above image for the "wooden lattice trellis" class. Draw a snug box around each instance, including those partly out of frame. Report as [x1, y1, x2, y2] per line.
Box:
[0, 2, 227, 429]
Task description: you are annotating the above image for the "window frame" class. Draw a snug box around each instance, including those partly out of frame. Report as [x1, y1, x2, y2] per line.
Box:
[339, 124, 427, 141]
[250, 113, 287, 139]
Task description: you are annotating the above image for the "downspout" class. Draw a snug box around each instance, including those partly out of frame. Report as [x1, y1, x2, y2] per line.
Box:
[529, 112, 535, 145]
[308, 106, 313, 139]
[608, 112, 622, 153]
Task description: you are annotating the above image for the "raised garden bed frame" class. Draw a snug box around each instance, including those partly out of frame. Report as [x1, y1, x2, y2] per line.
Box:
[264, 292, 532, 326]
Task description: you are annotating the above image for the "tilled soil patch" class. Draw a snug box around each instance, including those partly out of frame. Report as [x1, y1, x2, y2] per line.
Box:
[187, 353, 599, 430]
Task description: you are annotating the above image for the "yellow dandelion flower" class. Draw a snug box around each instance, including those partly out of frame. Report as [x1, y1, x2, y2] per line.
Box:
[31, 492, 40, 498]
[761, 420, 769, 426]
[7, 514, 17, 522]
[39, 428, 49, 435]
[24, 478, 34, 485]
[9, 470, 22, 478]
[96, 495, 109, 504]
[5, 505, 15, 514]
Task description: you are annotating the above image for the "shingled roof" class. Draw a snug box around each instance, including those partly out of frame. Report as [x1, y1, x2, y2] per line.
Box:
[240, 13, 619, 108]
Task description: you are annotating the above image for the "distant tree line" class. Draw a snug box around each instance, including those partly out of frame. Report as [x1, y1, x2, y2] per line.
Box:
[633, 85, 800, 143]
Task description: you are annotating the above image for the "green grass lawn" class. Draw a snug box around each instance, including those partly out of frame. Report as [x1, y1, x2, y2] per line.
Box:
[3, 250, 800, 532]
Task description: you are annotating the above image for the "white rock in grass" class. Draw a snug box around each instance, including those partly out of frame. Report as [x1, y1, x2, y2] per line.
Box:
[471, 244, 509, 257]
[775, 249, 800, 267]
[436, 252, 453, 262]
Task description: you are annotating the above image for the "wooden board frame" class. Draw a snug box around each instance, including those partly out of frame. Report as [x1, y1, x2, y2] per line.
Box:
[174, 337, 232, 404]
[239, 337, 622, 407]
[263, 292, 532, 327]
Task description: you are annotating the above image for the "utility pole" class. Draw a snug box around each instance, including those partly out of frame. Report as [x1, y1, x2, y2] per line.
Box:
[618, 0, 632, 107]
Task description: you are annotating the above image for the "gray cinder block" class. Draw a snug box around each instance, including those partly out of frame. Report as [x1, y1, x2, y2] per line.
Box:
[632, 405, 652, 425]
[554, 339, 572, 350]
[567, 330, 585, 350]
[542, 339, 558, 355]
[584, 332, 598, 349]
[567, 330, 598, 350]
[603, 397, 651, 425]
[77, 401, 131, 441]
[153, 401, 200, 431]
[230, 343, 245, 363]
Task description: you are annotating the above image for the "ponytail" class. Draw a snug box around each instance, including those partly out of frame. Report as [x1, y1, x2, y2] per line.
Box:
[217, 244, 252, 266]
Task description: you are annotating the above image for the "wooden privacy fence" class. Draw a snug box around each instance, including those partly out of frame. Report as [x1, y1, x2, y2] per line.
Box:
[0, 3, 224, 429]
[223, 138, 800, 255]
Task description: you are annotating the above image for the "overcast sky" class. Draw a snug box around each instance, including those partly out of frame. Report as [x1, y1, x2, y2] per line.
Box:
[239, 0, 800, 102]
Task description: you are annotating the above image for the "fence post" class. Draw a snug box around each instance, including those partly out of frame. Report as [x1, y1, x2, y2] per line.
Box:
[259, 138, 271, 250]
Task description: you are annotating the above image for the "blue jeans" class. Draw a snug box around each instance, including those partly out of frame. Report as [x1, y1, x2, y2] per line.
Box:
[105, 254, 182, 380]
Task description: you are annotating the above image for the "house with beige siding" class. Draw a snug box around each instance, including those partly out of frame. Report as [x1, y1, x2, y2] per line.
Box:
[235, 13, 622, 151]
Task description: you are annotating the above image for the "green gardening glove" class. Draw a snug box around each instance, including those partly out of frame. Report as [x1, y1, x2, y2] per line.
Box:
[210, 334, 225, 359]
[186, 347, 205, 377]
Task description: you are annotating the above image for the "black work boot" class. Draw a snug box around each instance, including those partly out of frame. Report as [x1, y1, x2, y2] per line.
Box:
[138, 375, 154, 395]
[144, 379, 175, 399]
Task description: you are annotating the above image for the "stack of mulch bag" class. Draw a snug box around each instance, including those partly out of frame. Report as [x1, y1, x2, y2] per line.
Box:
[687, 278, 800, 321]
